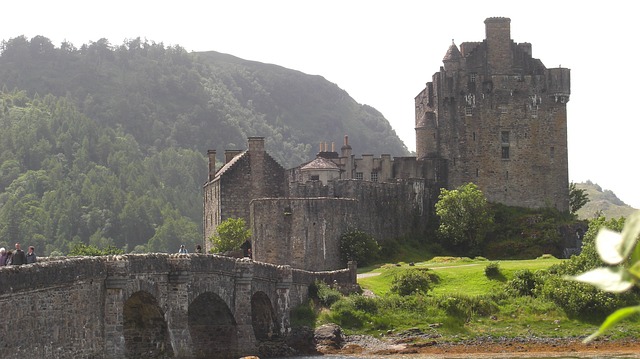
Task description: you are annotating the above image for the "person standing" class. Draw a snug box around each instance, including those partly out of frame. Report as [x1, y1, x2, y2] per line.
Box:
[10, 243, 26, 265]
[240, 239, 252, 258]
[178, 244, 188, 254]
[195, 245, 202, 253]
[0, 248, 7, 266]
[26, 246, 37, 264]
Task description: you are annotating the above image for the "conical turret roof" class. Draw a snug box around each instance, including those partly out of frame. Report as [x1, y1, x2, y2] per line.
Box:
[443, 40, 461, 62]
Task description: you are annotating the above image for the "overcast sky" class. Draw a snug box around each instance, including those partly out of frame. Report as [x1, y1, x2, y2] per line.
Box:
[2, 0, 638, 208]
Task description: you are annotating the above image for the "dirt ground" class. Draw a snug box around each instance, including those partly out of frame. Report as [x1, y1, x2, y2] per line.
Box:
[330, 336, 640, 358]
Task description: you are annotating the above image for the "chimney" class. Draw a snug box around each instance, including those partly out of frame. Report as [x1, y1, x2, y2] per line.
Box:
[247, 136, 265, 152]
[484, 17, 512, 73]
[224, 149, 242, 163]
[331, 142, 335, 152]
[207, 149, 216, 181]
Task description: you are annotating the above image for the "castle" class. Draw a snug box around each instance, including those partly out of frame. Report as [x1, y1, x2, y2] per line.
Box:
[203, 18, 570, 271]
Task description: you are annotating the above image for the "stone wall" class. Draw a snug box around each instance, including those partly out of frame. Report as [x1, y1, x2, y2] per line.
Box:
[254, 179, 434, 271]
[0, 254, 356, 358]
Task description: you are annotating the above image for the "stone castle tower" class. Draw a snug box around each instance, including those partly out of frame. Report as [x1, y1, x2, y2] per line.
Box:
[415, 17, 570, 211]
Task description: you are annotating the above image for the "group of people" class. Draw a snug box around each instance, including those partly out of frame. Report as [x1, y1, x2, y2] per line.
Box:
[0, 243, 36, 266]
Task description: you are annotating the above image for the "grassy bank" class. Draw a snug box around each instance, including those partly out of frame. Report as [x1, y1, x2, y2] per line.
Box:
[302, 257, 640, 342]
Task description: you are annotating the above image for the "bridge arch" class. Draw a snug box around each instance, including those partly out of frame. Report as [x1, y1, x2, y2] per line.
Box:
[189, 291, 237, 358]
[123, 290, 173, 358]
[251, 291, 279, 341]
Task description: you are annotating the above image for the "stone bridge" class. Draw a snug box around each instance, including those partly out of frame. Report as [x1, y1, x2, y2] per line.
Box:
[0, 254, 357, 358]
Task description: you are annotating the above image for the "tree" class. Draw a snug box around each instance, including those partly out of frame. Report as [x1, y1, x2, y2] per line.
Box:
[569, 182, 589, 214]
[435, 183, 494, 252]
[339, 229, 380, 266]
[209, 217, 251, 253]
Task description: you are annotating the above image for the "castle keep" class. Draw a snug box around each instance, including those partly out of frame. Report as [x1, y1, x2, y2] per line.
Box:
[415, 17, 570, 210]
[203, 18, 570, 270]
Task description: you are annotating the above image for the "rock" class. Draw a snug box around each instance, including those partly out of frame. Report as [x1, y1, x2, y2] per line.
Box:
[314, 323, 344, 352]
[286, 326, 318, 355]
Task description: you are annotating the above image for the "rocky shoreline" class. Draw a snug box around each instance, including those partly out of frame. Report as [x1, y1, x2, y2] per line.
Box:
[254, 324, 640, 358]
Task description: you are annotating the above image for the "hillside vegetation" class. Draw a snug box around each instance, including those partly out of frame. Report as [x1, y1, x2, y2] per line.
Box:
[0, 36, 408, 255]
[575, 181, 636, 220]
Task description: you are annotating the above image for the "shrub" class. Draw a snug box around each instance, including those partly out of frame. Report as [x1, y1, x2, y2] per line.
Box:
[390, 269, 437, 296]
[437, 294, 499, 319]
[339, 229, 380, 266]
[68, 243, 124, 256]
[290, 301, 316, 327]
[538, 275, 634, 319]
[505, 269, 542, 297]
[350, 295, 378, 314]
[309, 280, 342, 307]
[484, 262, 501, 277]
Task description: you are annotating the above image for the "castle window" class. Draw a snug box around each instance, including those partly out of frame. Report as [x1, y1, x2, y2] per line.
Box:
[550, 146, 555, 159]
[531, 106, 538, 118]
[501, 131, 510, 144]
[501, 131, 510, 159]
[310, 175, 319, 181]
[473, 132, 476, 141]
[502, 146, 510, 159]
[465, 106, 473, 116]
[476, 168, 479, 177]
[470, 73, 477, 82]
[355, 172, 363, 180]
[371, 172, 378, 182]
[499, 105, 508, 114]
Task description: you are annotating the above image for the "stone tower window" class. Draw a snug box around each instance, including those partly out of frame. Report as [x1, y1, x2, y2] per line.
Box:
[465, 106, 473, 116]
[310, 175, 319, 181]
[355, 172, 363, 180]
[499, 105, 508, 114]
[470, 73, 477, 82]
[531, 105, 538, 118]
[371, 172, 378, 182]
[550, 146, 555, 159]
[501, 131, 510, 159]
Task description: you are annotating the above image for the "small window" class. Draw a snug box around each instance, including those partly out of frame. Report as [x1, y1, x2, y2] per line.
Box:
[501, 131, 510, 144]
[371, 172, 378, 182]
[355, 172, 363, 180]
[550, 146, 555, 159]
[470, 73, 477, 83]
[531, 106, 538, 118]
[476, 168, 479, 177]
[465, 106, 473, 116]
[501, 146, 510, 159]
[310, 175, 320, 181]
[499, 105, 508, 114]
[473, 132, 476, 141]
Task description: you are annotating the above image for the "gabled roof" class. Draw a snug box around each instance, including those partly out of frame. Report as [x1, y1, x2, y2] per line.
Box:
[214, 150, 248, 179]
[300, 157, 339, 171]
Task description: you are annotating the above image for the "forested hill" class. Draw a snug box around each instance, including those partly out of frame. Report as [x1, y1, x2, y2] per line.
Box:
[0, 36, 409, 256]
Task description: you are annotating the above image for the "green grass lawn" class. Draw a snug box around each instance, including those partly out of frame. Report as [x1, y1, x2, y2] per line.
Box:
[358, 257, 560, 297]
[315, 256, 640, 340]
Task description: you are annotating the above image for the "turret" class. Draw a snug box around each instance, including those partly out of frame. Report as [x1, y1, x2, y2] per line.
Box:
[442, 40, 462, 72]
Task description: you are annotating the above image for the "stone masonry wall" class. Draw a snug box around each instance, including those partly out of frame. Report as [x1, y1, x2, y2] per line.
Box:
[0, 254, 355, 358]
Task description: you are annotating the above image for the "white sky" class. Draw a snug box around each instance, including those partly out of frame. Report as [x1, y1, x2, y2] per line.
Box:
[2, 0, 639, 209]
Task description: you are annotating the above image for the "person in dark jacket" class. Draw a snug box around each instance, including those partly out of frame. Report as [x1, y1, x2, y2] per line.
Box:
[26, 246, 37, 264]
[0, 247, 7, 266]
[240, 239, 252, 258]
[11, 243, 26, 265]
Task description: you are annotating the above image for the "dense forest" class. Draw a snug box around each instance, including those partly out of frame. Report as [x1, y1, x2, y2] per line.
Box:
[0, 36, 409, 255]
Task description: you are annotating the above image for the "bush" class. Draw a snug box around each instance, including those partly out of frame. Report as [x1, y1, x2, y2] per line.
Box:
[390, 269, 437, 296]
[505, 269, 542, 297]
[437, 294, 499, 319]
[484, 262, 501, 277]
[68, 243, 124, 256]
[339, 229, 380, 266]
[538, 275, 636, 319]
[309, 280, 342, 307]
[290, 301, 316, 327]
